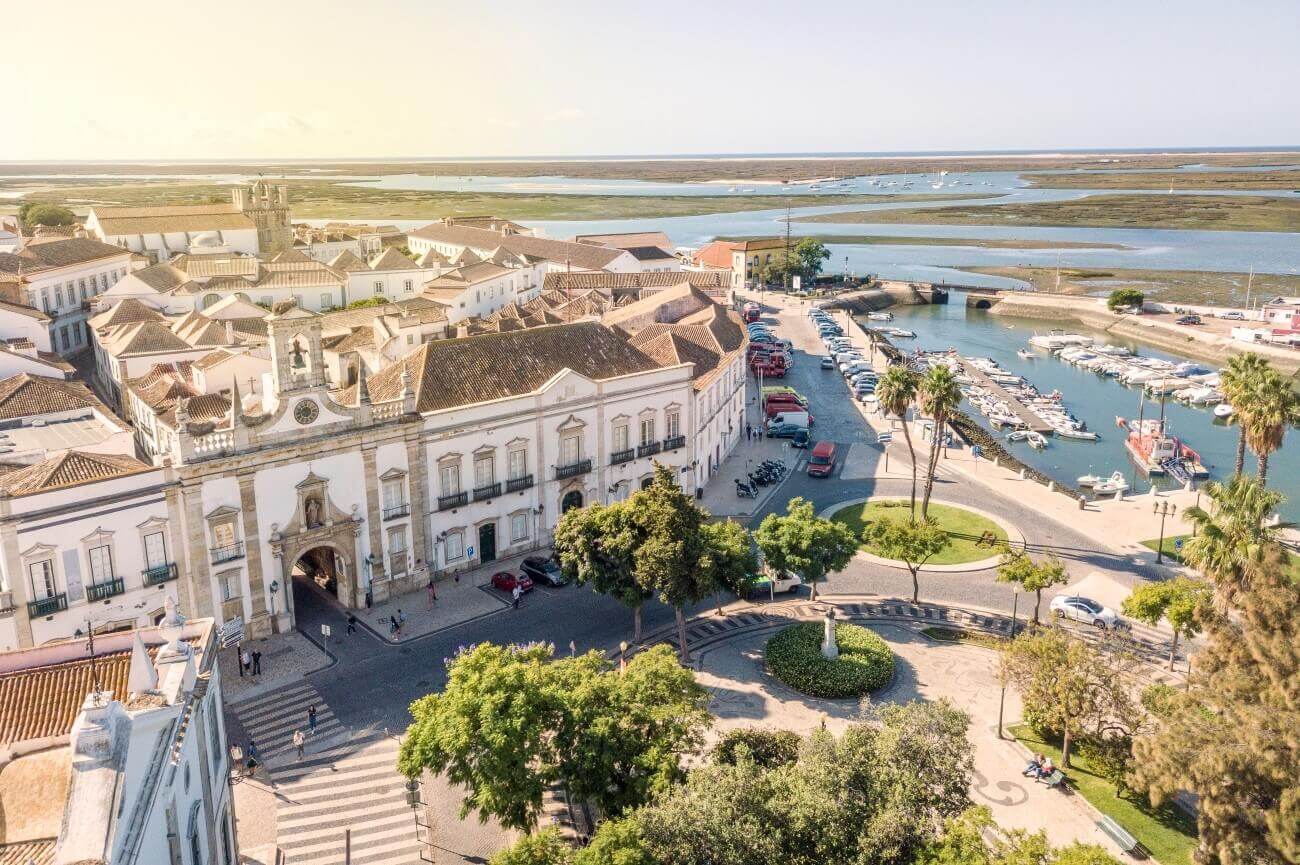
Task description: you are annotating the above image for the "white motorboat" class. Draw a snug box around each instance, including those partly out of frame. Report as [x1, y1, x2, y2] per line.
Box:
[1077, 472, 1102, 487]
[1005, 429, 1029, 442]
[867, 311, 894, 321]
[1092, 471, 1131, 494]
[1016, 349, 1034, 360]
[1026, 431, 1048, 449]
[888, 328, 916, 338]
[1030, 331, 1093, 350]
[1214, 403, 1235, 419]
[1057, 428, 1100, 441]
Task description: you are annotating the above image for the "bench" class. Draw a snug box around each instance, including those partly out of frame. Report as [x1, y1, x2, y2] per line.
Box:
[1097, 815, 1141, 855]
[1038, 769, 1066, 789]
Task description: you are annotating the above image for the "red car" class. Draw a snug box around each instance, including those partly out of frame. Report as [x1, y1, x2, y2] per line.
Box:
[491, 571, 534, 593]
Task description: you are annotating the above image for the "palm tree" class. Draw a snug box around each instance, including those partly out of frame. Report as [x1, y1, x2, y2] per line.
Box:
[918, 365, 963, 518]
[1243, 370, 1300, 487]
[1181, 475, 1283, 610]
[876, 365, 921, 520]
[1219, 352, 1268, 476]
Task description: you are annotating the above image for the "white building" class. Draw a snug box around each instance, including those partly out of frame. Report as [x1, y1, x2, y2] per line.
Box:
[328, 248, 442, 306]
[0, 611, 234, 865]
[406, 218, 639, 283]
[574, 231, 681, 272]
[0, 237, 134, 355]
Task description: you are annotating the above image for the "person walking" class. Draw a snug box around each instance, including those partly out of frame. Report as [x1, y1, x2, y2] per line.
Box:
[426, 579, 437, 609]
[240, 648, 251, 677]
[308, 705, 318, 736]
[346, 613, 357, 635]
[246, 740, 260, 777]
[251, 651, 262, 676]
[511, 584, 522, 609]
[396, 609, 405, 635]
[293, 729, 305, 761]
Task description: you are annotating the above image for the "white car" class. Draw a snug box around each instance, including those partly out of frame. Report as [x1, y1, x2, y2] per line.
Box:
[752, 572, 802, 598]
[1050, 594, 1119, 629]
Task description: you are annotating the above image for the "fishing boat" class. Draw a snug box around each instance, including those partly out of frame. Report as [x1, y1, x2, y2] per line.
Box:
[1006, 430, 1030, 442]
[1124, 418, 1209, 478]
[867, 311, 894, 321]
[1026, 431, 1048, 449]
[888, 329, 916, 338]
[1056, 428, 1100, 441]
[1016, 349, 1034, 360]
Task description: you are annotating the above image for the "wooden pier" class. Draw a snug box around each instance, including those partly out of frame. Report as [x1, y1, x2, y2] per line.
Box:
[955, 359, 1055, 435]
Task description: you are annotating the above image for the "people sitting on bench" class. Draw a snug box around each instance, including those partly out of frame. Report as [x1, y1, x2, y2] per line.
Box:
[1035, 757, 1056, 780]
[1022, 753, 1046, 777]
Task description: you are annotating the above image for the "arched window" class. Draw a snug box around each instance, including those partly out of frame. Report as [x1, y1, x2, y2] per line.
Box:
[202, 293, 221, 310]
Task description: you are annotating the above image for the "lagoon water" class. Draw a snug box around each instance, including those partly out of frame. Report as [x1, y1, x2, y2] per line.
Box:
[872, 302, 1300, 520]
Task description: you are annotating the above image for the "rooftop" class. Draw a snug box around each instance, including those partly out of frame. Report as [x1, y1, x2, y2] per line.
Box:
[89, 203, 255, 236]
[0, 450, 153, 496]
[0, 374, 98, 421]
[0, 238, 130, 276]
[410, 220, 625, 270]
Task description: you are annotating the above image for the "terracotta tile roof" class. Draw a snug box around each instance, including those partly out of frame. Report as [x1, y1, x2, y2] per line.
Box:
[410, 220, 625, 270]
[101, 320, 193, 357]
[543, 270, 727, 296]
[624, 246, 677, 262]
[366, 321, 663, 413]
[0, 649, 136, 741]
[172, 253, 259, 279]
[0, 375, 97, 420]
[0, 239, 129, 276]
[268, 249, 312, 264]
[133, 263, 188, 292]
[192, 348, 239, 371]
[88, 298, 167, 330]
[254, 259, 343, 288]
[0, 299, 48, 322]
[574, 231, 673, 250]
[90, 203, 254, 235]
[425, 261, 512, 290]
[368, 248, 419, 272]
[0, 450, 151, 496]
[329, 250, 368, 272]
[0, 839, 55, 865]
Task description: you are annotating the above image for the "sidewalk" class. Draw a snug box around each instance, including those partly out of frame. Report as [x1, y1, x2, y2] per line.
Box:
[699, 397, 800, 519]
[220, 630, 332, 703]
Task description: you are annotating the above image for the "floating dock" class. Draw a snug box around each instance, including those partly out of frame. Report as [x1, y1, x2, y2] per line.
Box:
[956, 360, 1056, 436]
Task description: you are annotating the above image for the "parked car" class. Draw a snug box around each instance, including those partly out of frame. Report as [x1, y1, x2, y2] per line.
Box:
[791, 428, 811, 448]
[1218, 310, 1246, 320]
[1049, 594, 1119, 628]
[806, 441, 836, 477]
[820, 356, 836, 370]
[748, 571, 803, 598]
[766, 422, 803, 438]
[1175, 314, 1202, 326]
[491, 571, 534, 593]
[520, 556, 567, 587]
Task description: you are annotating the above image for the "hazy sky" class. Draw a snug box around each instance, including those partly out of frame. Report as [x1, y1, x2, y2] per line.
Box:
[6, 0, 1298, 161]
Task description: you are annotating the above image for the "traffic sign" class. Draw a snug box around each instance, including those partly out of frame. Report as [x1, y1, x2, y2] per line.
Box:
[218, 617, 244, 649]
[792, 276, 802, 290]
[972, 445, 983, 458]
[321, 624, 332, 637]
[877, 432, 893, 444]
[467, 545, 475, 558]
[1174, 538, 1184, 551]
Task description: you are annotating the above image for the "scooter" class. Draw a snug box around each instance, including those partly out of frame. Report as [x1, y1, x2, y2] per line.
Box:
[734, 478, 758, 498]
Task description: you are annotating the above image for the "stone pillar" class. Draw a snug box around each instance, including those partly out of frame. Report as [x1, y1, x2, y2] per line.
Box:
[164, 484, 196, 618]
[361, 447, 385, 603]
[0, 515, 33, 648]
[180, 484, 214, 625]
[236, 474, 270, 635]
[405, 436, 430, 568]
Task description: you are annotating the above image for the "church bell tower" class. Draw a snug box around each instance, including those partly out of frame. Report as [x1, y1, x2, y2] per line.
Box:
[232, 179, 292, 254]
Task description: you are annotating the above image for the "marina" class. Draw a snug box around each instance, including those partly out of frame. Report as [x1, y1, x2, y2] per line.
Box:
[950, 356, 1056, 435]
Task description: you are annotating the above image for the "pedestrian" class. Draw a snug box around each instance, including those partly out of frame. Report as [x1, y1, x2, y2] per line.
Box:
[293, 729, 305, 761]
[308, 705, 317, 736]
[230, 743, 244, 769]
[346, 613, 357, 635]
[246, 740, 260, 777]
[396, 609, 405, 634]
[512, 584, 522, 609]
[251, 651, 262, 676]
[388, 616, 398, 637]
[240, 648, 251, 677]
[745, 422, 752, 440]
[426, 579, 437, 609]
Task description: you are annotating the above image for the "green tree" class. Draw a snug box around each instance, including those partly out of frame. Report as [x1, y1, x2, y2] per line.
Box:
[995, 550, 1068, 624]
[712, 728, 801, 769]
[554, 502, 651, 641]
[1220, 352, 1269, 476]
[752, 497, 859, 601]
[17, 202, 76, 228]
[491, 829, 574, 865]
[1181, 475, 1284, 610]
[919, 807, 1122, 865]
[700, 518, 758, 614]
[575, 818, 652, 865]
[398, 642, 709, 831]
[1132, 553, 1300, 865]
[861, 516, 950, 604]
[1120, 577, 1212, 670]
[1243, 369, 1300, 487]
[792, 237, 831, 279]
[876, 365, 922, 519]
[1105, 287, 1145, 312]
[999, 629, 1132, 768]
[919, 365, 964, 518]
[346, 296, 388, 309]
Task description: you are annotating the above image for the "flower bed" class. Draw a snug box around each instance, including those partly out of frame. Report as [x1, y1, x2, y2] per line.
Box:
[765, 621, 894, 698]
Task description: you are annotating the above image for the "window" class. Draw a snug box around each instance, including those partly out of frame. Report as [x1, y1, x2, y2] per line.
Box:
[374, 280, 384, 294]
[388, 527, 408, 574]
[613, 422, 629, 452]
[560, 434, 580, 466]
[260, 296, 273, 307]
[39, 288, 49, 311]
[511, 512, 529, 542]
[439, 462, 461, 495]
[88, 544, 115, 582]
[639, 417, 655, 446]
[507, 448, 527, 480]
[54, 285, 64, 307]
[212, 519, 237, 549]
[60, 327, 70, 351]
[144, 531, 167, 568]
[78, 278, 87, 296]
[220, 571, 241, 601]
[666, 410, 681, 439]
[28, 560, 56, 599]
[403, 279, 413, 293]
[445, 531, 464, 561]
[474, 454, 495, 488]
[382, 478, 405, 511]
[319, 292, 333, 309]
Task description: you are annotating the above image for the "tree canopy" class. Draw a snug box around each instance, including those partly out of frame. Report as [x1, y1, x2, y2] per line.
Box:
[1120, 577, 1212, 670]
[753, 497, 859, 601]
[1105, 288, 1144, 312]
[554, 502, 651, 640]
[861, 516, 950, 604]
[995, 550, 1068, 623]
[398, 642, 709, 831]
[17, 202, 76, 228]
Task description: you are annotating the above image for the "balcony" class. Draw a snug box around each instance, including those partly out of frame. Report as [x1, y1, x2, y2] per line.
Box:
[637, 441, 662, 458]
[210, 542, 245, 565]
[555, 458, 592, 480]
[143, 563, 179, 586]
[27, 593, 68, 618]
[505, 474, 534, 493]
[473, 482, 502, 502]
[437, 491, 468, 511]
[383, 503, 410, 521]
[663, 435, 686, 451]
[87, 577, 125, 602]
[610, 448, 635, 466]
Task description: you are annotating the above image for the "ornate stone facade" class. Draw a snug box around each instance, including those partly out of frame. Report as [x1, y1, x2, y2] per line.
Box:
[232, 180, 292, 254]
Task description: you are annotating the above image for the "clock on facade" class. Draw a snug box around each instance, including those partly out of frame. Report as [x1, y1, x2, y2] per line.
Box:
[294, 399, 319, 425]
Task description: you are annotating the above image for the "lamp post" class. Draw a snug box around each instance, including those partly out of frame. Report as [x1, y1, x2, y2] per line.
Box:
[1153, 500, 1177, 563]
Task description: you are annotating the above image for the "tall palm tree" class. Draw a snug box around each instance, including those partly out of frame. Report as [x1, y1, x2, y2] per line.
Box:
[918, 365, 963, 518]
[1219, 352, 1268, 476]
[876, 365, 921, 520]
[1181, 475, 1283, 611]
[1243, 369, 1300, 487]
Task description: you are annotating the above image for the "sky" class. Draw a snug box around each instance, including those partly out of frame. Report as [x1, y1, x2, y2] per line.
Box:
[5, 0, 1299, 161]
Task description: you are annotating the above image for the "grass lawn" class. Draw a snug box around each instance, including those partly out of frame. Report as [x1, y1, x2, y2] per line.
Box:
[1141, 535, 1300, 583]
[831, 500, 1008, 565]
[1010, 725, 1198, 865]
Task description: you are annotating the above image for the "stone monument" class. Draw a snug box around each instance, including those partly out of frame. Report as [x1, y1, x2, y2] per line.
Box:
[821, 607, 839, 660]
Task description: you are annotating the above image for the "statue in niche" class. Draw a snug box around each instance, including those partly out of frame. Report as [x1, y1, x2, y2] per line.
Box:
[290, 338, 306, 369]
[305, 496, 323, 528]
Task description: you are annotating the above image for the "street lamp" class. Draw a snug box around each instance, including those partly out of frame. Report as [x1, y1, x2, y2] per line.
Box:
[1153, 500, 1177, 563]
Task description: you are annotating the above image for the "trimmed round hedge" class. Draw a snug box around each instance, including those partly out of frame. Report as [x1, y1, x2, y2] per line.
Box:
[765, 621, 894, 698]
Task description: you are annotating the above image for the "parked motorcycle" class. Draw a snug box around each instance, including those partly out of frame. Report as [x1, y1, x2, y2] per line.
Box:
[734, 478, 758, 498]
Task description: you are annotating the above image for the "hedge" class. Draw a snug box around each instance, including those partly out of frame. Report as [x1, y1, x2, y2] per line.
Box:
[765, 621, 894, 698]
